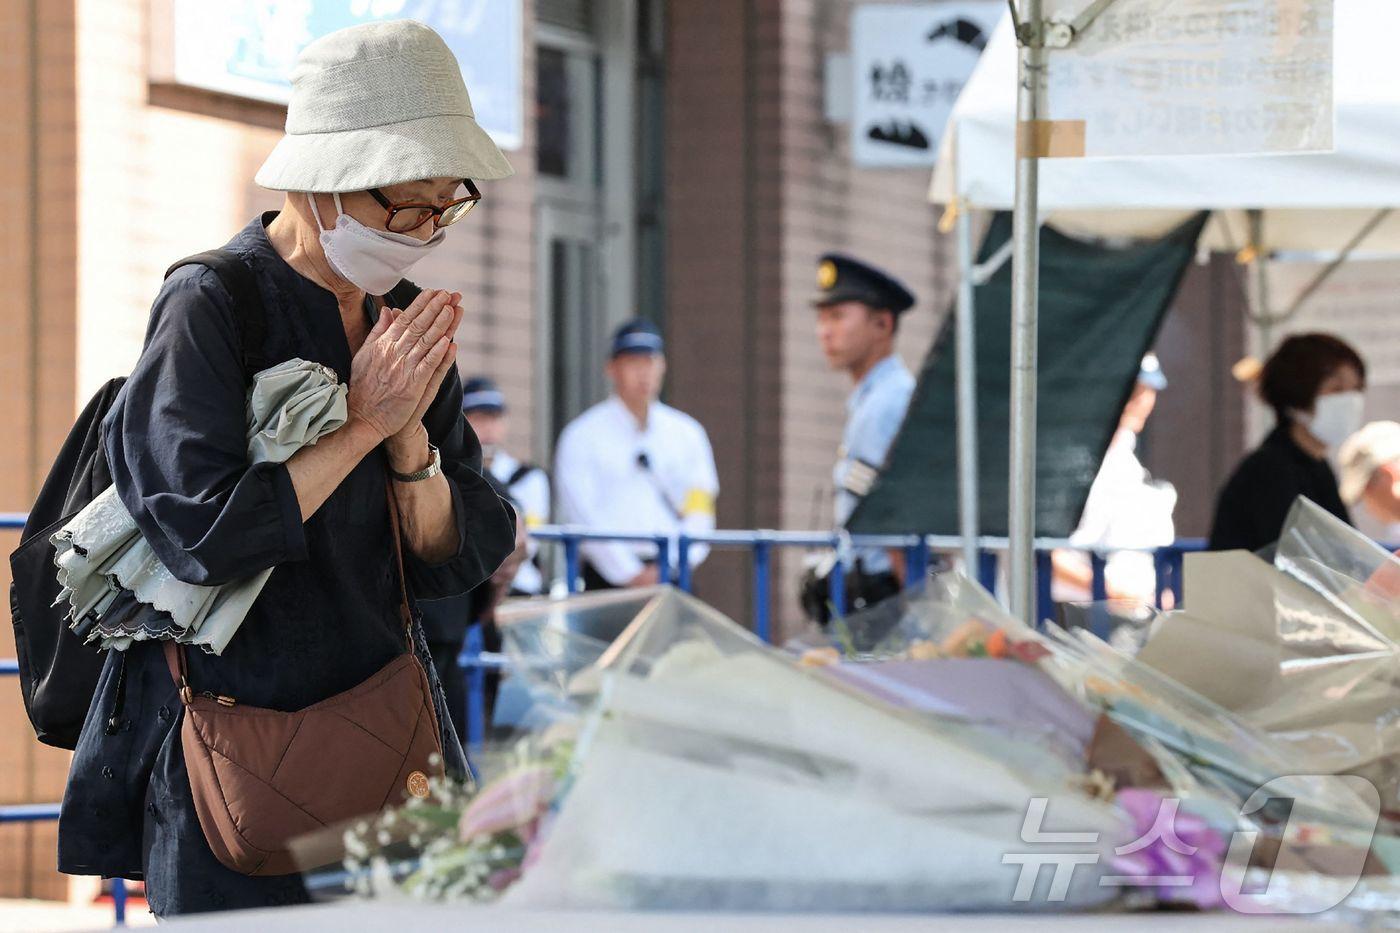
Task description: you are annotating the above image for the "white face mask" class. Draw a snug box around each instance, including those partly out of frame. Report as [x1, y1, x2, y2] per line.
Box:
[308, 193, 444, 295]
[1299, 390, 1365, 450]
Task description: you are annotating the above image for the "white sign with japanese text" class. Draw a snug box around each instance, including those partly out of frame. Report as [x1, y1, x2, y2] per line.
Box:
[1040, 0, 1334, 158]
[850, 2, 1004, 168]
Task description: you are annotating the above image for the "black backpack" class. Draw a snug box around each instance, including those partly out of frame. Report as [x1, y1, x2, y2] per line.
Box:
[8, 250, 266, 749]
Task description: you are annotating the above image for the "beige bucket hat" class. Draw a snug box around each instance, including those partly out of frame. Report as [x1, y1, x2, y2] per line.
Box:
[255, 20, 513, 193]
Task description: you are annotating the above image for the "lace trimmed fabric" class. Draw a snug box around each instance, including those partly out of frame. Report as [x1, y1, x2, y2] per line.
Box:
[51, 358, 347, 655]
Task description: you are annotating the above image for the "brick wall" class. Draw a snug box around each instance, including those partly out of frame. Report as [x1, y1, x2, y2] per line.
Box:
[663, 0, 956, 635]
[0, 0, 77, 903]
[663, 0, 781, 619]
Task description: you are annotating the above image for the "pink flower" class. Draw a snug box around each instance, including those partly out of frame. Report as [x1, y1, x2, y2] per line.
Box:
[1008, 640, 1051, 663]
[486, 866, 522, 892]
[458, 767, 557, 843]
[521, 810, 557, 871]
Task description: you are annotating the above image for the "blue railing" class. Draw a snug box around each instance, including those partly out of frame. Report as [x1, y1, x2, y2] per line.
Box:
[532, 525, 1205, 639]
[458, 525, 1206, 746]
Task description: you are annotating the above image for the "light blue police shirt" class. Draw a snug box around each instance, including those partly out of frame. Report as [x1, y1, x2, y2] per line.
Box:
[833, 353, 915, 574]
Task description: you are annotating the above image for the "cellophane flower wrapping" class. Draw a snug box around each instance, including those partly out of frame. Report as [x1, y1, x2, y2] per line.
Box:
[1138, 498, 1400, 821]
[811, 572, 1400, 912]
[500, 587, 1128, 911]
[329, 586, 1134, 912]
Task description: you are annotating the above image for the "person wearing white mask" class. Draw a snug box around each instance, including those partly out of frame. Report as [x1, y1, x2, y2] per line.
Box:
[58, 21, 517, 916]
[1209, 333, 1366, 552]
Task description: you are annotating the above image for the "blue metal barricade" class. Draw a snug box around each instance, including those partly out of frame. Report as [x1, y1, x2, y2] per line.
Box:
[534, 529, 670, 594]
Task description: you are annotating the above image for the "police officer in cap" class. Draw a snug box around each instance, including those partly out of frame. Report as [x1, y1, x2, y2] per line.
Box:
[461, 376, 549, 595]
[555, 318, 720, 589]
[803, 253, 917, 622]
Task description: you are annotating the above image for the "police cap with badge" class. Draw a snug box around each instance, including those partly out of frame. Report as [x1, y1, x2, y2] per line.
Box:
[812, 253, 916, 314]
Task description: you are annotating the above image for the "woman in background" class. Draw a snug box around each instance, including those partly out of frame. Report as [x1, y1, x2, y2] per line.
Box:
[1208, 333, 1366, 552]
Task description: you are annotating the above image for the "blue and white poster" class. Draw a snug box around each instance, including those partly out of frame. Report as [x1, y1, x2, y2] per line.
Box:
[170, 0, 523, 149]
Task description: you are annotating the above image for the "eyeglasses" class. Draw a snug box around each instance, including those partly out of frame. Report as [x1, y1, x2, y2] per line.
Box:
[368, 179, 481, 234]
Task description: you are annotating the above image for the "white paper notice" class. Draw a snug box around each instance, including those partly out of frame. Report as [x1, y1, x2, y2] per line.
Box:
[850, 1, 1005, 168]
[1039, 0, 1334, 157]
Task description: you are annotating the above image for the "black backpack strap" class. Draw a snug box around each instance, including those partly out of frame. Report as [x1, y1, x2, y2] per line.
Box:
[164, 249, 268, 379]
[505, 462, 542, 488]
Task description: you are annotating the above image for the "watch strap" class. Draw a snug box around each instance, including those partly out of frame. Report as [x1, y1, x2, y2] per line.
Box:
[391, 443, 442, 483]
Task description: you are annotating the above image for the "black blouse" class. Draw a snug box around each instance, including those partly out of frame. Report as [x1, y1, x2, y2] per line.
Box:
[1207, 424, 1351, 553]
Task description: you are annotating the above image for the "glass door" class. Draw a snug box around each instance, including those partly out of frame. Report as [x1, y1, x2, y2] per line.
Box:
[537, 206, 606, 444]
[532, 1, 665, 459]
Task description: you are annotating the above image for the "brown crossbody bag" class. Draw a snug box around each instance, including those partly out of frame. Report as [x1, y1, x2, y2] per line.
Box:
[162, 481, 444, 876]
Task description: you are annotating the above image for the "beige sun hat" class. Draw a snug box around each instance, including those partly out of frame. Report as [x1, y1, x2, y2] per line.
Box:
[255, 20, 513, 192]
[1338, 421, 1400, 505]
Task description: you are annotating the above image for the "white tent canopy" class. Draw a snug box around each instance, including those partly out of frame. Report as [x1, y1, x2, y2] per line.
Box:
[930, 1, 1400, 254]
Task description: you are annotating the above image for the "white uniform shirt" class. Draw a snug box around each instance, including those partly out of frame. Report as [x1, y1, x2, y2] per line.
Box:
[487, 449, 550, 595]
[1056, 428, 1177, 602]
[554, 397, 719, 585]
[834, 354, 915, 574]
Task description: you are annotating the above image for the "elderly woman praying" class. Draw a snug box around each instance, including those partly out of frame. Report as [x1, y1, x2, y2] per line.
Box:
[58, 21, 517, 917]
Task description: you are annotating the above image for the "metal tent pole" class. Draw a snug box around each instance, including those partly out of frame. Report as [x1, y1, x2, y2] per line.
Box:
[1008, 0, 1045, 625]
[955, 203, 980, 574]
[1249, 209, 1275, 353]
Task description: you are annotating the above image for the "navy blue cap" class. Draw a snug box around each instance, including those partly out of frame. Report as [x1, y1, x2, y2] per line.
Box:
[610, 318, 665, 358]
[812, 253, 916, 314]
[461, 376, 506, 414]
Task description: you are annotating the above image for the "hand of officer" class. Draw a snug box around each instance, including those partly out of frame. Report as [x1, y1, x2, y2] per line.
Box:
[627, 565, 660, 588]
[347, 288, 456, 442]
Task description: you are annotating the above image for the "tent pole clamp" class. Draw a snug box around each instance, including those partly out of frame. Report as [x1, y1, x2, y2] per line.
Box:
[1013, 0, 1125, 49]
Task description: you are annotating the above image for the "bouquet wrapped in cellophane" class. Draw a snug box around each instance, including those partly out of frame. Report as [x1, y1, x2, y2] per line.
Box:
[816, 565, 1400, 915]
[501, 588, 1129, 912]
[323, 587, 1132, 912]
[1138, 498, 1400, 816]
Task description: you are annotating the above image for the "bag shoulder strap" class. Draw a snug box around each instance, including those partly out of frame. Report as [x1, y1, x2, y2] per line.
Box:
[164, 249, 268, 379]
[383, 478, 415, 645]
[505, 461, 542, 488]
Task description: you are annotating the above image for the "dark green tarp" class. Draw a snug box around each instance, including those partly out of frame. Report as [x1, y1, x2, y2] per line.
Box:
[848, 211, 1207, 538]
